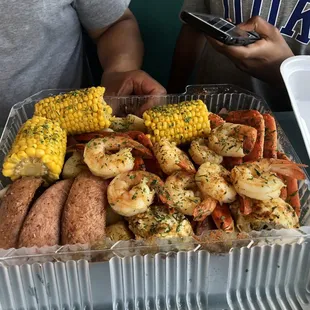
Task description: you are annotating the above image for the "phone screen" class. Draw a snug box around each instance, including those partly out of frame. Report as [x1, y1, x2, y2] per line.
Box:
[194, 14, 256, 39]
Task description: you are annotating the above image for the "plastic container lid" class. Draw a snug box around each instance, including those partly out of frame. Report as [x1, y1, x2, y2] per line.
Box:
[281, 56, 310, 160]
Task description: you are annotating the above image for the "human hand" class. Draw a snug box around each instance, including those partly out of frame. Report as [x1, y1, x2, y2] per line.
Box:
[101, 70, 167, 96]
[206, 16, 294, 85]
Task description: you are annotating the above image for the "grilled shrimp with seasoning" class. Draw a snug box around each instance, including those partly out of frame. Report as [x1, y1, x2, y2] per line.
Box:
[226, 110, 265, 161]
[165, 171, 202, 216]
[231, 198, 299, 232]
[189, 138, 223, 165]
[83, 136, 152, 179]
[153, 138, 195, 175]
[231, 159, 307, 201]
[208, 123, 257, 157]
[127, 205, 193, 240]
[195, 162, 237, 204]
[107, 171, 172, 217]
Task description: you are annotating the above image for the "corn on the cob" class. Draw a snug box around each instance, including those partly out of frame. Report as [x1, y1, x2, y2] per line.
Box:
[2, 116, 67, 183]
[34, 87, 113, 135]
[143, 99, 211, 145]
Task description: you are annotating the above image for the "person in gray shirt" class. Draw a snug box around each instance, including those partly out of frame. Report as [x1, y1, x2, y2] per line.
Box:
[0, 0, 166, 127]
[169, 0, 309, 110]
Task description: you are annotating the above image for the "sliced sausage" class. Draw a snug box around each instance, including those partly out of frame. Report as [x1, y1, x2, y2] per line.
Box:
[61, 171, 107, 245]
[18, 179, 73, 248]
[0, 177, 43, 249]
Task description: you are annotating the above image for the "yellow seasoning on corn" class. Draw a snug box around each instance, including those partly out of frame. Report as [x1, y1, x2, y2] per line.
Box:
[2, 116, 67, 183]
[143, 99, 211, 145]
[34, 87, 113, 135]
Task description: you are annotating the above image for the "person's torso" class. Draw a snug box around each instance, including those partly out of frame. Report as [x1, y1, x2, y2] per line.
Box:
[0, 0, 83, 126]
[197, 0, 310, 110]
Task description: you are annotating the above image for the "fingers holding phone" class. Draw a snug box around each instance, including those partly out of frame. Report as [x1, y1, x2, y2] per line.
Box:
[206, 16, 294, 85]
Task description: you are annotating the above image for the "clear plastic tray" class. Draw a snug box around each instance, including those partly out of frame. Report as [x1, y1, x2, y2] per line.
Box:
[0, 84, 310, 310]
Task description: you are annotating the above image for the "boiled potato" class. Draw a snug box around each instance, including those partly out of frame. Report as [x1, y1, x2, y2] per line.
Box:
[106, 221, 134, 242]
[62, 152, 88, 179]
[110, 114, 146, 133]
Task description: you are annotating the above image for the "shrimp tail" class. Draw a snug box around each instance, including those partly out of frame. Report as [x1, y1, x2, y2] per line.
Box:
[239, 195, 253, 215]
[211, 203, 235, 232]
[193, 197, 217, 222]
[269, 159, 307, 180]
[127, 140, 154, 159]
[209, 113, 225, 129]
[242, 126, 257, 155]
[177, 160, 196, 173]
[126, 131, 154, 150]
[133, 157, 146, 171]
[151, 178, 174, 208]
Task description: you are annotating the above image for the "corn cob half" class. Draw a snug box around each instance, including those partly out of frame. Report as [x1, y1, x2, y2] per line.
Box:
[2, 116, 67, 183]
[34, 87, 113, 135]
[143, 99, 211, 145]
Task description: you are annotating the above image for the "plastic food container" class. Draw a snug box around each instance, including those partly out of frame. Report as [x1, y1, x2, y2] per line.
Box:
[281, 56, 310, 160]
[0, 84, 310, 310]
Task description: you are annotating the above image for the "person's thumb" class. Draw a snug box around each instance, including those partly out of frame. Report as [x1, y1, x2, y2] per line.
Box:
[237, 16, 274, 39]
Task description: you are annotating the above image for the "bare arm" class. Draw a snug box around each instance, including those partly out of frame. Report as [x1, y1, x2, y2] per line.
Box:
[88, 9, 143, 73]
[167, 24, 207, 93]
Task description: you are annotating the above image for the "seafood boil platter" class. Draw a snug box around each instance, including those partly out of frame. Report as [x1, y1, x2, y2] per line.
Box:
[0, 84, 309, 310]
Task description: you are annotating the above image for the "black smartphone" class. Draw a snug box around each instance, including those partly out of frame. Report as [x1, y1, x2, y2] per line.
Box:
[180, 11, 260, 46]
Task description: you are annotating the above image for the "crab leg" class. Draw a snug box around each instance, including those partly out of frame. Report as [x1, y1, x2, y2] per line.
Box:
[211, 203, 235, 232]
[277, 152, 302, 217]
[263, 114, 277, 159]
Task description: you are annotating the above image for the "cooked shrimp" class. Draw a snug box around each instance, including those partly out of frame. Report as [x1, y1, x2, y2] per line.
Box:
[211, 203, 235, 232]
[209, 113, 225, 129]
[231, 158, 307, 201]
[127, 205, 193, 240]
[192, 196, 217, 222]
[153, 138, 195, 175]
[226, 110, 265, 161]
[107, 171, 172, 217]
[208, 122, 257, 157]
[74, 131, 153, 157]
[263, 114, 277, 159]
[165, 171, 202, 216]
[189, 138, 223, 165]
[231, 198, 299, 232]
[83, 136, 152, 179]
[195, 162, 237, 204]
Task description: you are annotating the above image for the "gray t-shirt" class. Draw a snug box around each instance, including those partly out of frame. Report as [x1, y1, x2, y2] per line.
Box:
[182, 0, 310, 111]
[0, 0, 130, 127]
